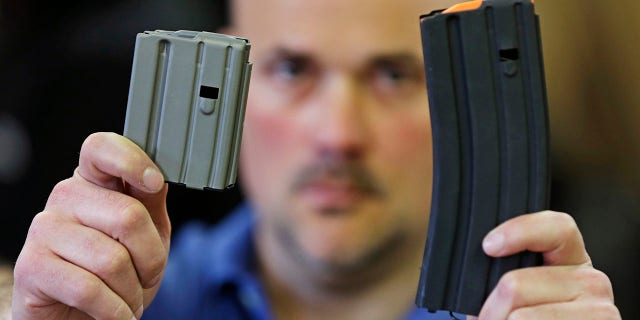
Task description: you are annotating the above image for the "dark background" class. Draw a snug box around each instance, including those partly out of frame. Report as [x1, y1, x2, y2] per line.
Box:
[1, 0, 638, 318]
[0, 0, 243, 258]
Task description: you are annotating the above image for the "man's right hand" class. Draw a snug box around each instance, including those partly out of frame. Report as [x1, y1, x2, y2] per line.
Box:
[12, 132, 172, 320]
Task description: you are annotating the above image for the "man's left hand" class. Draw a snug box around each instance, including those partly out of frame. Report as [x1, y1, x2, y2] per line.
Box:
[474, 211, 620, 320]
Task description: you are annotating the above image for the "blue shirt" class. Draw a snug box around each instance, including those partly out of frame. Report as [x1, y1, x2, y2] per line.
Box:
[143, 203, 465, 319]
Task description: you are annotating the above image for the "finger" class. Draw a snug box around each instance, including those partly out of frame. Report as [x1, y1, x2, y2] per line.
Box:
[14, 247, 138, 320]
[478, 265, 614, 320]
[125, 182, 172, 247]
[37, 211, 144, 314]
[46, 178, 169, 288]
[482, 211, 590, 266]
[508, 300, 621, 320]
[77, 132, 164, 193]
[74, 132, 172, 249]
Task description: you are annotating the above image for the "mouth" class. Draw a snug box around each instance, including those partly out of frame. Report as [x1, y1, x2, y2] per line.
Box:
[290, 158, 384, 213]
[296, 177, 375, 213]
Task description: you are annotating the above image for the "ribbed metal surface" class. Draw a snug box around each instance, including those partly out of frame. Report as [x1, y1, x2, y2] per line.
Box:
[416, 0, 549, 315]
[124, 30, 252, 190]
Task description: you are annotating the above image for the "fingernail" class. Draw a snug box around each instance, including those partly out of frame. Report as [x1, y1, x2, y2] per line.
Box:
[483, 231, 504, 254]
[142, 167, 164, 192]
[134, 305, 143, 320]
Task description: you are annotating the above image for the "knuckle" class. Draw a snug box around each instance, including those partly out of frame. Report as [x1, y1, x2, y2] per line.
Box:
[26, 211, 58, 243]
[67, 273, 103, 308]
[81, 132, 99, 148]
[554, 211, 579, 233]
[14, 216, 58, 288]
[20, 294, 45, 314]
[115, 201, 148, 238]
[136, 242, 167, 288]
[94, 244, 131, 281]
[595, 302, 622, 320]
[13, 251, 40, 288]
[86, 131, 106, 144]
[577, 267, 615, 299]
[26, 212, 48, 238]
[81, 132, 107, 156]
[83, 132, 114, 149]
[542, 210, 580, 243]
[46, 178, 77, 207]
[496, 271, 524, 303]
[143, 251, 167, 286]
[158, 217, 172, 244]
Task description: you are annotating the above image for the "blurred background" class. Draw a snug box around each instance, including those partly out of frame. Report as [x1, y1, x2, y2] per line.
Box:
[0, 0, 243, 266]
[1, 0, 638, 318]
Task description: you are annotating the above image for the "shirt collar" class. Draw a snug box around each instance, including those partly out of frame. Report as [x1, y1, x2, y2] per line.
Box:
[192, 203, 464, 320]
[201, 203, 260, 292]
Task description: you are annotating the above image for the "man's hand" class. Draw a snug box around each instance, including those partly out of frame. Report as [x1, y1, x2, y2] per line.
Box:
[12, 132, 171, 320]
[474, 211, 620, 320]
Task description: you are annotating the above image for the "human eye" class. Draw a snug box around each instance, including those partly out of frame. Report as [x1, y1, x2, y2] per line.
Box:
[267, 54, 317, 84]
[369, 58, 425, 98]
[254, 49, 320, 103]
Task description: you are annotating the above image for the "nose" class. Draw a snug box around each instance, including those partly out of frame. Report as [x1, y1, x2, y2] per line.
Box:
[311, 76, 369, 159]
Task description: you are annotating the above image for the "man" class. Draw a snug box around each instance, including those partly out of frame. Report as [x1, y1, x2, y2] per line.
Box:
[11, 0, 620, 319]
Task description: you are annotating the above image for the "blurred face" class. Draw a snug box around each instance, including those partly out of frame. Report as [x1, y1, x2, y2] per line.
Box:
[236, 0, 437, 276]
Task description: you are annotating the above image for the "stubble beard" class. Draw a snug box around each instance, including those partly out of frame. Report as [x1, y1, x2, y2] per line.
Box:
[263, 155, 412, 291]
[272, 212, 409, 292]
